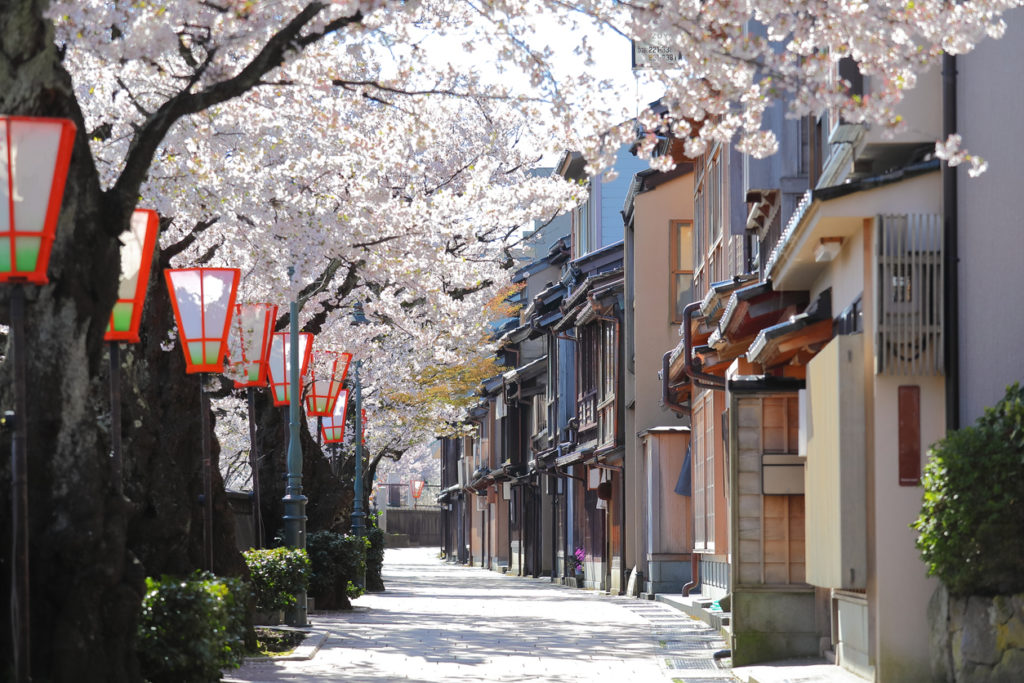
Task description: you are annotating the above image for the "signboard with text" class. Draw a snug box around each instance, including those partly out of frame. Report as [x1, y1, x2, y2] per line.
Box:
[632, 38, 683, 70]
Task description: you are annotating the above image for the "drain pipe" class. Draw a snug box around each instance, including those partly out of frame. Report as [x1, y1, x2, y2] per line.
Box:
[942, 53, 960, 431]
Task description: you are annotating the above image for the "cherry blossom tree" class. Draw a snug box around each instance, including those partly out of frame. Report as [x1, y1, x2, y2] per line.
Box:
[2, 0, 1020, 678]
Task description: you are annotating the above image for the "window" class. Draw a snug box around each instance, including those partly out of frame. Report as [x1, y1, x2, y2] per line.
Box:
[704, 392, 715, 549]
[710, 152, 723, 245]
[670, 220, 694, 323]
[577, 325, 599, 429]
[599, 321, 617, 446]
[692, 393, 716, 551]
[693, 398, 706, 548]
[532, 394, 547, 439]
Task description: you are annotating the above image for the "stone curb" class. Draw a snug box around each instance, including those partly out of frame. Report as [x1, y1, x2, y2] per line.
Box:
[236, 629, 330, 665]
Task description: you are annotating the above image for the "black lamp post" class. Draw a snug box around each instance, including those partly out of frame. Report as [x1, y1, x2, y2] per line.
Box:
[164, 267, 241, 571]
[350, 302, 370, 539]
[1, 115, 76, 683]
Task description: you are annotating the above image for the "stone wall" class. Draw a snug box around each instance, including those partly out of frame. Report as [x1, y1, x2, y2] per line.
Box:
[930, 585, 1024, 682]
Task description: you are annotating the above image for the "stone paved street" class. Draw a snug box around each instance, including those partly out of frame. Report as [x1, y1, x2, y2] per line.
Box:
[226, 547, 735, 683]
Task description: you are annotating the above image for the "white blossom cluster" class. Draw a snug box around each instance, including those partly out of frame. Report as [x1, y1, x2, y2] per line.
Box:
[46, 0, 1017, 467]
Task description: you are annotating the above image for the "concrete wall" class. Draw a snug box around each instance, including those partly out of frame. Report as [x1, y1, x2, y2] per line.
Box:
[957, 11, 1024, 426]
[732, 588, 819, 666]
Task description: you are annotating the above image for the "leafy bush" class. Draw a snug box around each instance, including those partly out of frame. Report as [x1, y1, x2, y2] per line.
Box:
[365, 525, 386, 593]
[306, 530, 368, 609]
[243, 547, 310, 611]
[137, 572, 247, 683]
[913, 382, 1024, 596]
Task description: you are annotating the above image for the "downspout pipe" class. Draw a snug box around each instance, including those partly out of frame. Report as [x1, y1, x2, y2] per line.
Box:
[942, 53, 960, 431]
[682, 301, 726, 389]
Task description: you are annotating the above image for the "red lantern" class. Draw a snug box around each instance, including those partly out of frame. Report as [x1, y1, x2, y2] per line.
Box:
[266, 330, 312, 406]
[224, 302, 278, 388]
[105, 209, 159, 343]
[0, 116, 77, 284]
[321, 388, 350, 443]
[410, 480, 425, 499]
[164, 267, 240, 373]
[305, 350, 352, 416]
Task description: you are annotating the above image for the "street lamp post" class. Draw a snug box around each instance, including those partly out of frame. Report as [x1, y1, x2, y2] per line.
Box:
[224, 302, 278, 547]
[266, 321, 312, 626]
[351, 359, 365, 537]
[349, 302, 370, 539]
[164, 267, 241, 571]
[1, 114, 77, 683]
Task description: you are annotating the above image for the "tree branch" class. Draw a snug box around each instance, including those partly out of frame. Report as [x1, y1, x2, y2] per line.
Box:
[109, 2, 364, 211]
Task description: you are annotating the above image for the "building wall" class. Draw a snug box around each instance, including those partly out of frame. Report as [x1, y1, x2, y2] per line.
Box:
[871, 373, 944, 681]
[810, 227, 864, 315]
[804, 336, 867, 590]
[641, 430, 693, 594]
[633, 174, 695, 429]
[627, 172, 694, 576]
[957, 10, 1024, 425]
[730, 393, 817, 666]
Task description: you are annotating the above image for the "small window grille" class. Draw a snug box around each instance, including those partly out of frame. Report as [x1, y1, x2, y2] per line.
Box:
[877, 214, 943, 376]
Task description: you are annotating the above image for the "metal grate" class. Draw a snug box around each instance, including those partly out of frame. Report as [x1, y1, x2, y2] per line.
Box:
[877, 214, 944, 376]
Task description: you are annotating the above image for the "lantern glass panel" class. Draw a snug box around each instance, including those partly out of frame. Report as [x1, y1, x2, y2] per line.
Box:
[165, 267, 240, 372]
[0, 119, 63, 234]
[225, 302, 277, 386]
[305, 350, 352, 416]
[107, 209, 158, 342]
[321, 389, 349, 443]
[0, 116, 76, 283]
[266, 331, 312, 405]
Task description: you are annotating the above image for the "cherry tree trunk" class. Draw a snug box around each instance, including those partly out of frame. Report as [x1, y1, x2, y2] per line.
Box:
[0, 4, 142, 680]
[251, 388, 353, 540]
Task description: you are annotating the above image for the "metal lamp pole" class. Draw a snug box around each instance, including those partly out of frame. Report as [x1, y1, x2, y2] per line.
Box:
[282, 286, 307, 627]
[351, 358, 365, 537]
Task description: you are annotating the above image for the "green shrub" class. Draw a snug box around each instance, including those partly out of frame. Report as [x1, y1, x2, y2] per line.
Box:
[913, 382, 1024, 596]
[365, 524, 386, 593]
[306, 530, 368, 609]
[243, 547, 310, 611]
[137, 572, 247, 683]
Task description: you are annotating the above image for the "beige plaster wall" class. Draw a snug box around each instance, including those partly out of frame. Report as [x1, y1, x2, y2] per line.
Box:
[627, 172, 694, 574]
[810, 227, 863, 316]
[871, 373, 944, 680]
[633, 173, 694, 434]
